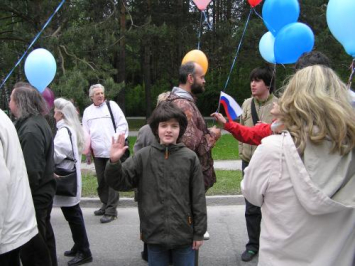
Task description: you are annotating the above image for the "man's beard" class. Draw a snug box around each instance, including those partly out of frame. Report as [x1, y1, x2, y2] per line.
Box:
[191, 82, 204, 95]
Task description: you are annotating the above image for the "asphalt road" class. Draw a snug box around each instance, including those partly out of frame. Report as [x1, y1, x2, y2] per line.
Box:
[52, 205, 258, 266]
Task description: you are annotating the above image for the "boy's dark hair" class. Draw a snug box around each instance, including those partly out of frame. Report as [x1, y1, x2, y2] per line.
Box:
[148, 101, 188, 143]
[249, 65, 275, 93]
[295, 51, 331, 71]
[179, 62, 196, 84]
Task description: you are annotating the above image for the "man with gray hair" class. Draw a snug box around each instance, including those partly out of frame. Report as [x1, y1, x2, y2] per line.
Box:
[82, 84, 129, 223]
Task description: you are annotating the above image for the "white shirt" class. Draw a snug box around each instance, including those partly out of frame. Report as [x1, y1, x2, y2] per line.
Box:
[82, 101, 129, 158]
[0, 109, 37, 254]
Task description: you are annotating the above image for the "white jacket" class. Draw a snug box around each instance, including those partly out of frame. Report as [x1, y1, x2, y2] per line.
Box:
[242, 132, 355, 266]
[53, 121, 81, 207]
[0, 109, 38, 254]
[82, 101, 128, 158]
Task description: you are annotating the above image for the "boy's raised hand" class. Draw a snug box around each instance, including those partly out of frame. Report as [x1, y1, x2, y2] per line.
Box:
[110, 133, 129, 163]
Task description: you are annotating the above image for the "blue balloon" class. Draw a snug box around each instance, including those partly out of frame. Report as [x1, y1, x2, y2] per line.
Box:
[274, 23, 315, 64]
[327, 0, 355, 57]
[259, 31, 276, 64]
[262, 0, 300, 36]
[24, 48, 57, 93]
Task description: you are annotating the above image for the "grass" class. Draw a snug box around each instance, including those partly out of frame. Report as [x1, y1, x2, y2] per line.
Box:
[81, 169, 242, 198]
[81, 118, 241, 198]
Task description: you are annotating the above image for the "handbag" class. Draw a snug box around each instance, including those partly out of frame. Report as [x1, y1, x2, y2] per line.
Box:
[54, 127, 78, 197]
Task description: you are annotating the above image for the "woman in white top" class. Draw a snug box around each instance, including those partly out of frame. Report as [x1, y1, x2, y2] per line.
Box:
[53, 98, 92, 265]
[242, 65, 355, 266]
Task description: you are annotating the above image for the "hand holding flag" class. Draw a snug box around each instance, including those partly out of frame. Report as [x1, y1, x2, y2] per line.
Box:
[219, 91, 242, 121]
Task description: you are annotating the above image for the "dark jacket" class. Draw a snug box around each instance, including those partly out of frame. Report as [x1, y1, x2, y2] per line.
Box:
[105, 142, 207, 248]
[15, 115, 56, 209]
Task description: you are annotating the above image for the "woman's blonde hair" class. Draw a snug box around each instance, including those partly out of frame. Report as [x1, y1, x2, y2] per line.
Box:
[279, 65, 355, 155]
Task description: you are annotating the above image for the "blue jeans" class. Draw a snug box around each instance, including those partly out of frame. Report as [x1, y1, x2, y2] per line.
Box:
[147, 244, 195, 266]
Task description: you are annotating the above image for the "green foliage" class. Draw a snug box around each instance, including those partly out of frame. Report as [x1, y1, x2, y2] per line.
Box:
[1, 0, 353, 116]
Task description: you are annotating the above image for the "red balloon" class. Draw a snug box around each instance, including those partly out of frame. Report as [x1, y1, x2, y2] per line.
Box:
[42, 87, 55, 109]
[192, 0, 212, 11]
[248, 0, 262, 8]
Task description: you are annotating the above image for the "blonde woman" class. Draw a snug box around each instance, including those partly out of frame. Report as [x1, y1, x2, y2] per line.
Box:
[53, 98, 92, 265]
[242, 65, 355, 266]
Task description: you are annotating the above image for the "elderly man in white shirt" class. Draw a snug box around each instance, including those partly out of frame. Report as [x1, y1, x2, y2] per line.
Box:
[82, 84, 129, 223]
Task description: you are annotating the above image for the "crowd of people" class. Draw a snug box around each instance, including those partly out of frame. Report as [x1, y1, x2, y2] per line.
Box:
[0, 51, 354, 266]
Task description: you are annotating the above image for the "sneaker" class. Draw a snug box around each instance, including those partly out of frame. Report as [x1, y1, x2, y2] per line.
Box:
[100, 215, 117, 223]
[64, 249, 77, 257]
[203, 231, 210, 240]
[67, 252, 93, 265]
[94, 209, 105, 216]
[241, 250, 257, 262]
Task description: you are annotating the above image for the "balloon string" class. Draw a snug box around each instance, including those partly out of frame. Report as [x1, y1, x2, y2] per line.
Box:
[221, 8, 253, 94]
[197, 11, 212, 50]
[216, 8, 253, 115]
[347, 58, 355, 89]
[197, 11, 203, 50]
[253, 9, 277, 34]
[0, 0, 66, 91]
[202, 11, 212, 30]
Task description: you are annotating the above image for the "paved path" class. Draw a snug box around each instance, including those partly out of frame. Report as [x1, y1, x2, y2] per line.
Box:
[53, 205, 258, 266]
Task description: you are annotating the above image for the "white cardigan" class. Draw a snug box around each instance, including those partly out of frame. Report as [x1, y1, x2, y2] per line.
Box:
[0, 110, 38, 254]
[53, 121, 81, 207]
[242, 132, 355, 266]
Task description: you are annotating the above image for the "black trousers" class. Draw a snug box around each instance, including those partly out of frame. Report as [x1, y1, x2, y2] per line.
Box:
[61, 204, 91, 256]
[242, 160, 261, 253]
[93, 157, 119, 216]
[0, 246, 21, 266]
[21, 203, 57, 266]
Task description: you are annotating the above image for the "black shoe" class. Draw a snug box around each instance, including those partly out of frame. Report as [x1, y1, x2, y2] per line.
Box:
[94, 209, 105, 216]
[100, 215, 117, 223]
[64, 249, 77, 257]
[141, 251, 148, 262]
[67, 252, 93, 265]
[241, 250, 257, 262]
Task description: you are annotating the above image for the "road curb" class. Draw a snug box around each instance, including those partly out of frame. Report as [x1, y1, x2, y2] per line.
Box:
[80, 195, 245, 208]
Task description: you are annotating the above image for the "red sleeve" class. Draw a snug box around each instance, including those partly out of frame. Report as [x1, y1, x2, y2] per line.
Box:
[224, 121, 272, 145]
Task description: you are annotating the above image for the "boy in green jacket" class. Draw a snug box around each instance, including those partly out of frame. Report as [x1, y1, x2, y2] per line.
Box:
[105, 101, 207, 266]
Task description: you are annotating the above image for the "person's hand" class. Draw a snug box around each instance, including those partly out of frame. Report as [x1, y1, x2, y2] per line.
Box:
[110, 133, 129, 163]
[211, 112, 227, 126]
[209, 125, 221, 140]
[192, 240, 203, 250]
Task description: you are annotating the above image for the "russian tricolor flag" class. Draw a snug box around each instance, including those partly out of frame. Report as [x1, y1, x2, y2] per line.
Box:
[219, 91, 242, 121]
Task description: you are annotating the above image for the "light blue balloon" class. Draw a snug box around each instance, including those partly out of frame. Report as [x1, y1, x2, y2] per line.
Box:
[327, 0, 355, 57]
[259, 31, 276, 64]
[274, 23, 315, 64]
[24, 48, 57, 93]
[262, 0, 300, 36]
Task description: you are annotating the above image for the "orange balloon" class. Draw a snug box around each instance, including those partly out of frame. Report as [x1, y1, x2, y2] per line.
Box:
[181, 50, 208, 75]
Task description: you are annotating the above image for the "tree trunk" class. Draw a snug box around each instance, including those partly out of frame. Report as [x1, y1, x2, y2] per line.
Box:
[117, 0, 126, 113]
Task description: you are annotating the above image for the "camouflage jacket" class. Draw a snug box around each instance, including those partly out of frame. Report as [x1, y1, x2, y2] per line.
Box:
[168, 87, 219, 190]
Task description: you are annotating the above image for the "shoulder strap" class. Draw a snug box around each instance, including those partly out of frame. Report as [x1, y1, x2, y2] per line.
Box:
[106, 100, 116, 133]
[62, 126, 77, 165]
[251, 99, 260, 126]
